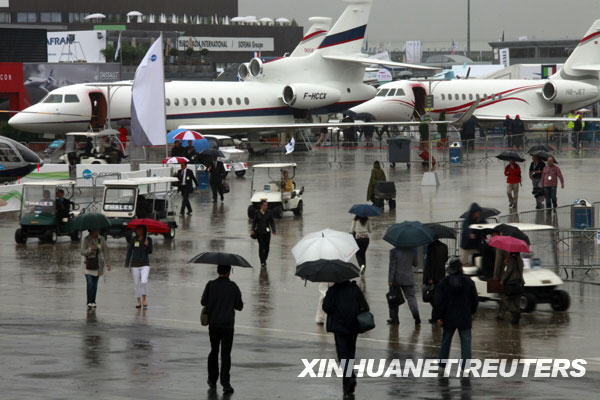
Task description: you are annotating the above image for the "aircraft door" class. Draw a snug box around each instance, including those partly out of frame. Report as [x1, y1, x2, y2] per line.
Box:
[411, 86, 427, 119]
[89, 92, 107, 131]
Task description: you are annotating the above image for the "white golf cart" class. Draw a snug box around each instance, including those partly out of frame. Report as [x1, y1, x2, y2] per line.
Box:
[203, 134, 248, 177]
[466, 223, 570, 313]
[247, 163, 304, 219]
[101, 177, 178, 241]
[61, 129, 126, 165]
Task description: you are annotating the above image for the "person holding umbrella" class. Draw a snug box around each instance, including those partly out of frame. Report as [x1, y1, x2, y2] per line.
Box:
[125, 225, 153, 309]
[81, 229, 110, 309]
[505, 158, 522, 209]
[423, 237, 449, 323]
[251, 200, 276, 268]
[490, 236, 527, 325]
[176, 162, 198, 216]
[541, 156, 564, 210]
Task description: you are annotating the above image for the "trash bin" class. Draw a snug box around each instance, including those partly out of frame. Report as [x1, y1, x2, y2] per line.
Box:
[374, 181, 396, 209]
[449, 142, 461, 164]
[571, 198, 594, 229]
[195, 165, 209, 190]
[387, 137, 411, 167]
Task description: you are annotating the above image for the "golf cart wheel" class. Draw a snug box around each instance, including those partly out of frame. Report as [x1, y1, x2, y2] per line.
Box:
[293, 200, 303, 216]
[519, 292, 537, 313]
[390, 162, 396, 168]
[164, 227, 176, 240]
[15, 229, 26, 244]
[247, 205, 256, 219]
[70, 230, 81, 242]
[43, 230, 57, 244]
[235, 170, 246, 178]
[550, 290, 570, 311]
[272, 205, 283, 219]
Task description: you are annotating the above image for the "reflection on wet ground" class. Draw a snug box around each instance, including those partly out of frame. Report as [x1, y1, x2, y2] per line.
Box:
[2, 148, 600, 398]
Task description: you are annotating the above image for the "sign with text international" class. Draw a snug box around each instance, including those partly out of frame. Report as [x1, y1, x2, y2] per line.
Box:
[177, 36, 274, 52]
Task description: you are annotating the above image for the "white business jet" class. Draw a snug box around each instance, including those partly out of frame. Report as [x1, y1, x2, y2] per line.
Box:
[9, 0, 437, 135]
[350, 19, 600, 123]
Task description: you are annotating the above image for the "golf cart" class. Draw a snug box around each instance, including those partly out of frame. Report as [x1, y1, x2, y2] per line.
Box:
[61, 130, 126, 165]
[247, 163, 304, 218]
[101, 177, 178, 240]
[15, 180, 81, 244]
[42, 139, 65, 164]
[466, 223, 570, 312]
[203, 134, 248, 177]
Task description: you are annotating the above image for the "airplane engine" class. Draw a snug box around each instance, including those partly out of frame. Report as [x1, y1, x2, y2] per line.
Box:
[282, 83, 341, 109]
[238, 63, 250, 80]
[542, 80, 598, 104]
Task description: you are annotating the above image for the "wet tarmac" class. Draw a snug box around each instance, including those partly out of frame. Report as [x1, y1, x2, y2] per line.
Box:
[2, 147, 600, 399]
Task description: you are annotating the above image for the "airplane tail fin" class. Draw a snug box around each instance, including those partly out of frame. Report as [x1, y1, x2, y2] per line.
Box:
[560, 19, 600, 78]
[315, 0, 372, 56]
[290, 17, 332, 57]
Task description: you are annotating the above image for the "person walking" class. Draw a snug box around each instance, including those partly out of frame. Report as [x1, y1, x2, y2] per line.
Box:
[351, 216, 371, 274]
[505, 159, 521, 209]
[511, 115, 525, 149]
[503, 115, 513, 148]
[434, 258, 479, 370]
[529, 155, 545, 209]
[176, 162, 198, 216]
[201, 264, 243, 394]
[322, 279, 369, 400]
[423, 239, 448, 323]
[208, 155, 226, 203]
[185, 140, 197, 162]
[81, 229, 110, 309]
[540, 156, 564, 210]
[494, 251, 524, 325]
[171, 140, 186, 157]
[388, 246, 421, 325]
[251, 200, 276, 268]
[460, 203, 484, 266]
[125, 225, 153, 309]
[366, 161, 386, 207]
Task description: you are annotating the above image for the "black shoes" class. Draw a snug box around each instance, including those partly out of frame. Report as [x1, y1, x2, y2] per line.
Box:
[386, 319, 399, 325]
[207, 380, 216, 391]
[222, 384, 234, 394]
[414, 318, 421, 325]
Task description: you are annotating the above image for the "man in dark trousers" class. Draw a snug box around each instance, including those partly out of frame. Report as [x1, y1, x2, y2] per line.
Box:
[201, 264, 243, 394]
[323, 280, 369, 400]
[511, 115, 525, 149]
[461, 116, 479, 152]
[503, 115, 513, 147]
[423, 239, 449, 323]
[176, 162, 198, 215]
[434, 258, 478, 371]
[208, 155, 226, 202]
[55, 189, 71, 227]
[388, 247, 421, 325]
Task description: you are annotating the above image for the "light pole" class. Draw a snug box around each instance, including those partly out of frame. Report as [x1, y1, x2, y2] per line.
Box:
[467, 0, 471, 56]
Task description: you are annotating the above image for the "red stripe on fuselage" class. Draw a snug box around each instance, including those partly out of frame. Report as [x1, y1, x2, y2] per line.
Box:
[302, 30, 327, 42]
[432, 97, 529, 114]
[579, 30, 600, 44]
[432, 84, 542, 113]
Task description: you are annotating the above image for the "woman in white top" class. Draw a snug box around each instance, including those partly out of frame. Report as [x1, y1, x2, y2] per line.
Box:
[351, 216, 371, 274]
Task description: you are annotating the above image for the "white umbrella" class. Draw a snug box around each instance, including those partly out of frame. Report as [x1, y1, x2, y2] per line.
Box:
[259, 17, 273, 24]
[84, 13, 106, 20]
[245, 16, 258, 24]
[231, 16, 246, 23]
[292, 229, 359, 265]
[276, 17, 291, 24]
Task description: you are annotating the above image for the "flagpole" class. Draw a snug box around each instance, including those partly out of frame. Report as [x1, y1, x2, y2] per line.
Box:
[161, 32, 168, 159]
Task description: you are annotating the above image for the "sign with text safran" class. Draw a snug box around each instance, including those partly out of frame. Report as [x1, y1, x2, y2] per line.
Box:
[177, 36, 274, 52]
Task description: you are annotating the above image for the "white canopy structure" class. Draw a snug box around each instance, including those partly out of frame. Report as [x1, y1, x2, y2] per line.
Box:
[275, 17, 291, 24]
[84, 13, 106, 20]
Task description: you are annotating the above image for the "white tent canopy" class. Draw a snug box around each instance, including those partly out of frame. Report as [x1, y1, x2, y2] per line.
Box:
[127, 11, 143, 17]
[275, 17, 291, 24]
[259, 17, 273, 24]
[84, 13, 106, 20]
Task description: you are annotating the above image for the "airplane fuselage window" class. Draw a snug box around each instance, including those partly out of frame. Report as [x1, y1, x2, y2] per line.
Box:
[219, 98, 224, 106]
[183, 98, 189, 106]
[244, 97, 250, 105]
[201, 98, 206, 106]
[210, 98, 215, 106]
[441, 94, 445, 101]
[448, 93, 452, 100]
[387, 89, 396, 96]
[236, 97, 241, 105]
[377, 89, 389, 97]
[476, 94, 480, 100]
[192, 98, 197, 106]
[483, 94, 488, 100]
[454, 94, 459, 100]
[469, 94, 473, 100]
[227, 97, 233, 105]
[165, 98, 171, 106]
[461, 94, 466, 100]
[42, 94, 63, 103]
[174, 98, 179, 106]
[65, 95, 80, 103]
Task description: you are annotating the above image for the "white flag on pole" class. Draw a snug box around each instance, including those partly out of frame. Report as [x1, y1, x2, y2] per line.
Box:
[114, 32, 121, 61]
[285, 137, 295, 155]
[130, 35, 166, 146]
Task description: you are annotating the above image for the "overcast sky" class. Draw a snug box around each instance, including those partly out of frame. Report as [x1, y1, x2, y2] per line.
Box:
[240, 0, 600, 48]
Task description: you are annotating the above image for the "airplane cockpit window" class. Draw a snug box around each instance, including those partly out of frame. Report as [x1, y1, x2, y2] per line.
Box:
[236, 97, 241, 105]
[244, 97, 250, 105]
[0, 143, 19, 162]
[183, 98, 189, 106]
[386, 89, 396, 96]
[165, 98, 171, 106]
[65, 94, 80, 103]
[42, 94, 63, 103]
[376, 89, 389, 97]
[397, 89, 405, 96]
[174, 98, 179, 106]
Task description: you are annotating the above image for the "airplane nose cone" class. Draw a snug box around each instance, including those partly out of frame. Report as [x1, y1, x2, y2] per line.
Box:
[8, 110, 43, 133]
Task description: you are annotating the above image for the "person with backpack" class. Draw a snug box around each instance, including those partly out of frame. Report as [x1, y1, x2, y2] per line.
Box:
[125, 225, 153, 309]
[81, 229, 110, 309]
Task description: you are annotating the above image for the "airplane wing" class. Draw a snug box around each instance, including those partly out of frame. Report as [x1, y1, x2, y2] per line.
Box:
[322, 55, 440, 70]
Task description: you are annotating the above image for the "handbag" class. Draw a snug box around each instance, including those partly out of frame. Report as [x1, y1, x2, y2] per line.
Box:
[85, 248, 100, 271]
[222, 180, 230, 193]
[200, 306, 209, 326]
[422, 283, 435, 303]
[356, 311, 375, 333]
[386, 286, 405, 307]
[487, 278, 503, 293]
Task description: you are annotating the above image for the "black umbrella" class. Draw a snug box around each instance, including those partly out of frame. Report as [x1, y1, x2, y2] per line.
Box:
[531, 150, 557, 163]
[189, 252, 253, 268]
[423, 223, 457, 239]
[496, 151, 525, 162]
[460, 207, 500, 220]
[492, 224, 530, 245]
[200, 148, 225, 158]
[295, 259, 360, 283]
[527, 144, 553, 154]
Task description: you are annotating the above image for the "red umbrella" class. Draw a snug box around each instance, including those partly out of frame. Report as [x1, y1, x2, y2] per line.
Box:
[173, 130, 204, 141]
[128, 219, 170, 234]
[489, 235, 530, 254]
[162, 156, 189, 164]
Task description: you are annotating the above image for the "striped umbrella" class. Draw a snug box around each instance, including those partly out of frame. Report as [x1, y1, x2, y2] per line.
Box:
[173, 130, 204, 141]
[162, 156, 189, 164]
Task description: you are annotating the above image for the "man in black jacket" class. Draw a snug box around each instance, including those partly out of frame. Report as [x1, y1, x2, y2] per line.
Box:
[323, 280, 369, 400]
[511, 115, 525, 149]
[423, 239, 448, 323]
[207, 156, 226, 203]
[434, 258, 478, 370]
[176, 162, 198, 215]
[201, 264, 244, 394]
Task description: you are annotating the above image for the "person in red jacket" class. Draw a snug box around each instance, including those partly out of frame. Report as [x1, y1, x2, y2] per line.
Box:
[505, 159, 522, 209]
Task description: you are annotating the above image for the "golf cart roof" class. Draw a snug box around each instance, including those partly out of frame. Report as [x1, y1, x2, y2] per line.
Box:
[470, 223, 556, 232]
[103, 177, 178, 186]
[65, 129, 119, 138]
[252, 163, 297, 169]
[22, 180, 76, 186]
[203, 134, 231, 140]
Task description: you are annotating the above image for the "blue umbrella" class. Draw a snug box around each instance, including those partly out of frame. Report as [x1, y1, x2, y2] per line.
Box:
[167, 129, 210, 153]
[383, 221, 434, 248]
[348, 204, 381, 218]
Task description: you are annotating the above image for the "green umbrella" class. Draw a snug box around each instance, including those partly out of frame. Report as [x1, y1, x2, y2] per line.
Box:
[72, 213, 110, 231]
[383, 221, 434, 248]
